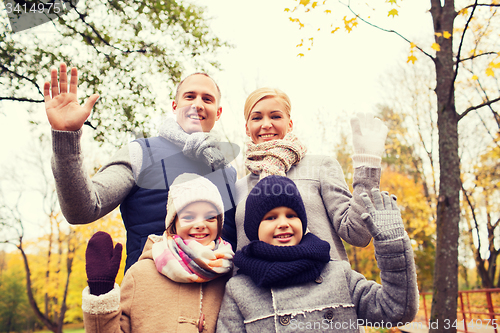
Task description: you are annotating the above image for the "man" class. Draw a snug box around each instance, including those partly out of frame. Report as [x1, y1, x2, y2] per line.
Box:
[44, 63, 237, 270]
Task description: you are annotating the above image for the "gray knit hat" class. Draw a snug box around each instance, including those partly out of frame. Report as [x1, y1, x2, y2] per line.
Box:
[165, 173, 224, 230]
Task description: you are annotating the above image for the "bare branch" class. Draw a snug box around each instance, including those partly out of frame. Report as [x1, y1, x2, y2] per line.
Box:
[459, 96, 500, 120]
[463, 3, 500, 9]
[339, 0, 434, 60]
[0, 96, 44, 103]
[462, 183, 482, 254]
[450, 0, 478, 104]
[0, 63, 44, 97]
[459, 51, 499, 63]
[69, 4, 147, 54]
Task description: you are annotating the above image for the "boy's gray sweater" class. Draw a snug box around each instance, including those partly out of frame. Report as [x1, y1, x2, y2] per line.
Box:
[217, 233, 419, 333]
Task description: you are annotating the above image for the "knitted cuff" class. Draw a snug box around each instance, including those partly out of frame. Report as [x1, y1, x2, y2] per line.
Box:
[352, 154, 382, 168]
[82, 284, 120, 315]
[52, 129, 82, 155]
[371, 211, 405, 241]
[88, 278, 116, 296]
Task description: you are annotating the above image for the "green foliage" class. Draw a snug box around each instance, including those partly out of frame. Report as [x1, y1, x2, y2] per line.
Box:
[0, 253, 40, 332]
[0, 0, 229, 146]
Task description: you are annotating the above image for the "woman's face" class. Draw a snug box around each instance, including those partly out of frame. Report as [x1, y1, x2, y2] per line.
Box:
[245, 97, 293, 144]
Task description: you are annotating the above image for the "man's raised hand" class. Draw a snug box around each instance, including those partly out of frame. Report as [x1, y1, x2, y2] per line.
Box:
[43, 63, 99, 131]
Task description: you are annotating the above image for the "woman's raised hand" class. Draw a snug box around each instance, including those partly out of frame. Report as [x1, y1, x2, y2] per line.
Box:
[43, 63, 99, 131]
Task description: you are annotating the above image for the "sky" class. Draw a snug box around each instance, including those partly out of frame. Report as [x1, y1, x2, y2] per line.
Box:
[0, 0, 434, 241]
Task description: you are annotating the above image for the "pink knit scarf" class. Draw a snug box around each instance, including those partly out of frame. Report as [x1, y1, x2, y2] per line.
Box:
[245, 133, 307, 179]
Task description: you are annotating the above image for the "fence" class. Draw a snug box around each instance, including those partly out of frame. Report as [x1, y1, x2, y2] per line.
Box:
[418, 289, 500, 333]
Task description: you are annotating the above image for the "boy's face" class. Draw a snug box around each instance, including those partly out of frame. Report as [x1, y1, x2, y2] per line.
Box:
[172, 74, 222, 134]
[175, 201, 219, 246]
[258, 206, 303, 246]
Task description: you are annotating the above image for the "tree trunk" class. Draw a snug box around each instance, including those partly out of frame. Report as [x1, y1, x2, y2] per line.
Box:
[18, 243, 57, 332]
[429, 1, 460, 332]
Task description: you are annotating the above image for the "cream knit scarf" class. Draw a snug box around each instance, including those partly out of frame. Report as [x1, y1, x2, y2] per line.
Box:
[245, 133, 307, 179]
[152, 233, 234, 283]
[160, 117, 228, 171]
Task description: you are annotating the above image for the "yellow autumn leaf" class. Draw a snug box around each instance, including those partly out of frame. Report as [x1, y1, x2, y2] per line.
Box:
[312, 1, 318, 8]
[325, 9, 331, 14]
[386, 0, 397, 4]
[410, 42, 416, 49]
[284, 8, 290, 12]
[297, 53, 305, 57]
[331, 27, 339, 34]
[388, 9, 398, 17]
[486, 68, 494, 77]
[443, 31, 452, 39]
[471, 75, 478, 80]
[300, 0, 310, 6]
[491, 62, 500, 69]
[431, 43, 441, 51]
[407, 55, 417, 64]
[435, 32, 442, 37]
[343, 16, 358, 32]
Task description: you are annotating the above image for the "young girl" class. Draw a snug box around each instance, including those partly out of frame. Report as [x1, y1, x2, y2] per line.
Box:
[82, 173, 234, 333]
[218, 175, 419, 332]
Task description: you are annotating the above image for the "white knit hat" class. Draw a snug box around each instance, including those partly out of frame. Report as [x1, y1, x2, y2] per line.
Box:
[165, 173, 224, 231]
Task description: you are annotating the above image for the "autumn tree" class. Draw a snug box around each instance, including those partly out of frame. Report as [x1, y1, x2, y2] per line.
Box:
[461, 139, 500, 288]
[0, 252, 39, 332]
[0, 131, 127, 331]
[0, 0, 228, 145]
[285, 1, 500, 331]
[0, 136, 78, 333]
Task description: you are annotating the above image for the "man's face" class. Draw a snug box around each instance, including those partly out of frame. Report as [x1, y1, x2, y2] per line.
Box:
[172, 74, 222, 134]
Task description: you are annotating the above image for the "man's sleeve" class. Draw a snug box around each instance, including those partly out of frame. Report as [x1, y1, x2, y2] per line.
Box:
[51, 129, 136, 224]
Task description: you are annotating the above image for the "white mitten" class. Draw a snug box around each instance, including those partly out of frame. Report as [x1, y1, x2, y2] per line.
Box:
[350, 113, 389, 168]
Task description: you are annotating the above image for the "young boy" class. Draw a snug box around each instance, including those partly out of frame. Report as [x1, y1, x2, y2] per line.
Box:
[217, 175, 419, 332]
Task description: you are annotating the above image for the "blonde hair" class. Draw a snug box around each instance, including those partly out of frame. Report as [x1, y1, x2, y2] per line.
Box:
[244, 87, 292, 122]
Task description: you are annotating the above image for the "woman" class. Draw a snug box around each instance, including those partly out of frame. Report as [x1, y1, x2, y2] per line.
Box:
[233, 87, 388, 260]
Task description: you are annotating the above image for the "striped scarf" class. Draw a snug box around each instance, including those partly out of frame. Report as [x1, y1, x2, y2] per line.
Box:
[152, 234, 234, 283]
[245, 132, 307, 180]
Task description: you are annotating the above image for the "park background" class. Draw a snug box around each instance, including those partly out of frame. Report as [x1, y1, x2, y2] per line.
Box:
[0, 0, 499, 332]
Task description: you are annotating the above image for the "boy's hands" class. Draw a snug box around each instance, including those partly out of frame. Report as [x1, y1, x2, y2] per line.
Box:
[85, 231, 122, 296]
[44, 63, 99, 131]
[360, 189, 405, 241]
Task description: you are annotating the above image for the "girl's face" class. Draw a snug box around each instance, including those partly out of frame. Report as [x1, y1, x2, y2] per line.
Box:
[258, 206, 303, 246]
[174, 201, 219, 246]
[245, 97, 293, 144]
